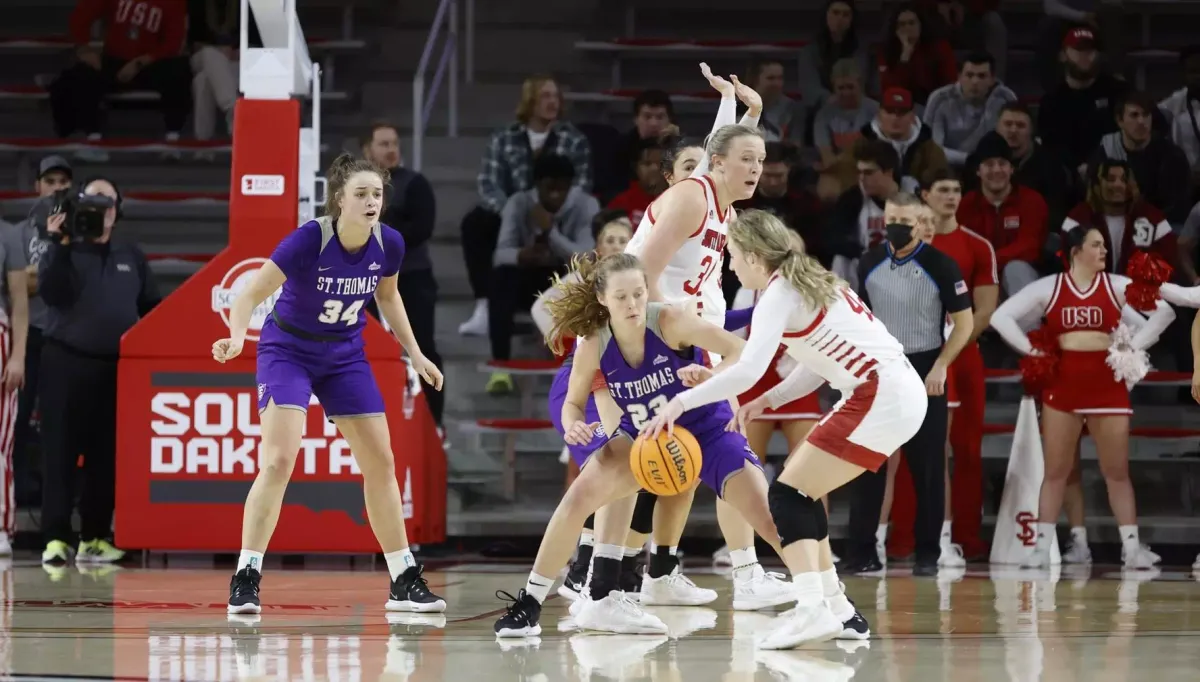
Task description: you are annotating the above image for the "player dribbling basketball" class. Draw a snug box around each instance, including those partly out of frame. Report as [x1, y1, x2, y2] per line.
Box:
[643, 209, 922, 649]
[212, 154, 445, 615]
[493, 253, 786, 637]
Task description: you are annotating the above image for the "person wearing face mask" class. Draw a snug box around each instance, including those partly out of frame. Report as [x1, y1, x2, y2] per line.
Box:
[1088, 91, 1192, 225]
[38, 176, 161, 567]
[842, 192, 974, 576]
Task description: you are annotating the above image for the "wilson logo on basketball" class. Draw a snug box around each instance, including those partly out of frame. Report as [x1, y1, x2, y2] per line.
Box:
[665, 440, 690, 485]
[1015, 511, 1037, 546]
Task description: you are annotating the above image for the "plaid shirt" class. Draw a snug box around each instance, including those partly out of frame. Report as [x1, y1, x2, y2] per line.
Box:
[477, 121, 592, 214]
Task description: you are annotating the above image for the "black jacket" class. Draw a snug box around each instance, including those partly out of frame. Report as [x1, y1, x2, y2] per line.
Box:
[40, 237, 161, 357]
[381, 167, 436, 273]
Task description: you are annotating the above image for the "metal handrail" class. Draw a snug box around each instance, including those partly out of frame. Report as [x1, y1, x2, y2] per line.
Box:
[412, 0, 464, 171]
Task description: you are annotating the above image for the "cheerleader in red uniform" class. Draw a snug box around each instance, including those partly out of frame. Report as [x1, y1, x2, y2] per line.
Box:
[991, 227, 1199, 568]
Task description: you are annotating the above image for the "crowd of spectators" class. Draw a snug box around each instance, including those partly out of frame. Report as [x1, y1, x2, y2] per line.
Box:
[458, 4, 1200, 393]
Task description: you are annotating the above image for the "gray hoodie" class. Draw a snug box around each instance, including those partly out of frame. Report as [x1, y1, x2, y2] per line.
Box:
[924, 82, 1017, 165]
[493, 186, 599, 267]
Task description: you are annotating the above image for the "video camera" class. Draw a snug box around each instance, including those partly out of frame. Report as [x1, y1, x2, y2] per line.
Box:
[47, 189, 114, 240]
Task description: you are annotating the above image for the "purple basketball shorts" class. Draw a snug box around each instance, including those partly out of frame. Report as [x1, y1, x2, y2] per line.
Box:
[256, 336, 385, 418]
[548, 364, 612, 468]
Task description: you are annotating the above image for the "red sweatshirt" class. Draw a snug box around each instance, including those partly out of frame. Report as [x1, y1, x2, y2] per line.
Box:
[957, 185, 1049, 269]
[877, 39, 957, 104]
[71, 0, 187, 62]
[607, 182, 658, 228]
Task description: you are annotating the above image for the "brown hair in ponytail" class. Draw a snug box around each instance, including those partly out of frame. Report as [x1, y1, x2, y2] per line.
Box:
[323, 153, 390, 219]
[543, 252, 644, 354]
[728, 209, 844, 310]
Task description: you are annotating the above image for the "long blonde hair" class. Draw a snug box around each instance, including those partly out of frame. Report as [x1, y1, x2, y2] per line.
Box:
[543, 253, 644, 354]
[515, 74, 560, 124]
[729, 209, 844, 309]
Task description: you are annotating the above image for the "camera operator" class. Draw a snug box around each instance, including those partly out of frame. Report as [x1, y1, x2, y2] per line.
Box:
[11, 156, 71, 509]
[38, 177, 160, 566]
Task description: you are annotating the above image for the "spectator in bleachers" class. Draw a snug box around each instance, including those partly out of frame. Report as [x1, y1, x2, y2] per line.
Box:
[485, 155, 598, 393]
[606, 137, 668, 226]
[1088, 91, 1192, 224]
[1038, 0, 1126, 89]
[1175, 200, 1200, 284]
[597, 90, 675, 202]
[747, 58, 806, 143]
[723, 142, 824, 302]
[458, 75, 591, 337]
[812, 58, 879, 172]
[957, 133, 1050, 295]
[923, 51, 1016, 166]
[10, 157, 72, 508]
[1158, 48, 1200, 193]
[188, 0, 260, 144]
[798, 0, 872, 108]
[360, 121, 445, 432]
[877, 3, 957, 107]
[818, 87, 948, 200]
[975, 103, 1078, 228]
[1062, 159, 1177, 274]
[1038, 27, 1128, 173]
[826, 140, 901, 289]
[51, 0, 192, 162]
[917, 0, 1009, 80]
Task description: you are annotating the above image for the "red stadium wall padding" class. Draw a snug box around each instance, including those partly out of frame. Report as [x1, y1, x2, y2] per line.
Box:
[116, 98, 446, 551]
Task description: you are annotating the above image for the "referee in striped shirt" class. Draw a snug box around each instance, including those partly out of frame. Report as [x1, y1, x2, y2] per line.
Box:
[845, 192, 975, 576]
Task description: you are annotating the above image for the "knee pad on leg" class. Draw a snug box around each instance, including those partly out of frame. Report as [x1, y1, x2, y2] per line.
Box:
[630, 492, 657, 535]
[768, 480, 822, 547]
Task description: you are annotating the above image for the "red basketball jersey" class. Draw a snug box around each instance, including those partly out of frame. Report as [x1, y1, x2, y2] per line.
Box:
[1043, 272, 1122, 336]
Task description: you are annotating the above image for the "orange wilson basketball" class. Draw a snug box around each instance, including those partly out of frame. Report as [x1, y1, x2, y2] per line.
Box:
[630, 426, 703, 496]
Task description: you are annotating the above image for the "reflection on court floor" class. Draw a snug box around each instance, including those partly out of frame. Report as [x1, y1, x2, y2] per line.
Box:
[3, 558, 1198, 680]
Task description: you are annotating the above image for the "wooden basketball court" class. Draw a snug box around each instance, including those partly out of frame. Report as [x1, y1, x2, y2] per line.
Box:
[3, 558, 1198, 680]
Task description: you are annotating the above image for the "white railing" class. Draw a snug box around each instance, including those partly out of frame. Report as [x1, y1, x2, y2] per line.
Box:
[412, 0, 473, 171]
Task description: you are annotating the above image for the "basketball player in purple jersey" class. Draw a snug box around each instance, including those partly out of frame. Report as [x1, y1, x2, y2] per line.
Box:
[212, 154, 445, 615]
[494, 253, 784, 637]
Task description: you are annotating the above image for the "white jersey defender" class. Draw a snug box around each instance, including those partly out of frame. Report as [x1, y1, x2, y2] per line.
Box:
[626, 174, 730, 328]
[678, 274, 926, 472]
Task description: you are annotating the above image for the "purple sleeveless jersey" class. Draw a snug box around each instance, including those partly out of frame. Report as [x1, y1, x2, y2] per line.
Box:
[598, 304, 761, 497]
[256, 218, 404, 418]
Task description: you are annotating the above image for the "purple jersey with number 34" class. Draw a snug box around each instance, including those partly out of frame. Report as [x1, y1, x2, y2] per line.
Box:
[255, 217, 404, 418]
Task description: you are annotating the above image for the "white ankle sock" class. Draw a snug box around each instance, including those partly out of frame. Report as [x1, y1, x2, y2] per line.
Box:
[525, 572, 554, 603]
[940, 520, 952, 538]
[237, 550, 264, 572]
[729, 547, 757, 570]
[1070, 526, 1088, 546]
[1119, 525, 1139, 553]
[875, 524, 888, 543]
[384, 549, 417, 581]
[650, 543, 678, 555]
[623, 546, 641, 558]
[579, 530, 594, 547]
[1036, 523, 1055, 550]
[821, 569, 854, 621]
[792, 572, 824, 607]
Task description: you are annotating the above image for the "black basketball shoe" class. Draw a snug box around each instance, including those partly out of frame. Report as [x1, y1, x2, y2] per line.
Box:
[558, 553, 589, 601]
[227, 567, 262, 614]
[386, 565, 447, 613]
[494, 589, 543, 637]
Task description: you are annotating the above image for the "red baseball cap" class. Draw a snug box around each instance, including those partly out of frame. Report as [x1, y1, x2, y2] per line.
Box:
[881, 87, 913, 112]
[1063, 27, 1097, 51]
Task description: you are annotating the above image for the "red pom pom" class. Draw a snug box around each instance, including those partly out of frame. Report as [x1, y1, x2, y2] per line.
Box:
[1127, 251, 1173, 286]
[1124, 251, 1174, 312]
[1020, 328, 1060, 394]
